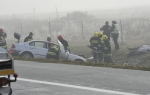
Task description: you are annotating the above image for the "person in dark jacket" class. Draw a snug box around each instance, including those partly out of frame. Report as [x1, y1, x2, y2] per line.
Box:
[47, 37, 51, 42]
[46, 45, 59, 60]
[110, 21, 120, 50]
[0, 28, 7, 49]
[24, 32, 33, 42]
[102, 35, 113, 63]
[100, 21, 111, 41]
[57, 35, 70, 52]
[89, 32, 100, 63]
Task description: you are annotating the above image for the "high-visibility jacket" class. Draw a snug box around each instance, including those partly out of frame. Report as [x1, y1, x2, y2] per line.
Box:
[89, 36, 99, 53]
[0, 36, 7, 49]
[111, 24, 119, 34]
[47, 46, 59, 56]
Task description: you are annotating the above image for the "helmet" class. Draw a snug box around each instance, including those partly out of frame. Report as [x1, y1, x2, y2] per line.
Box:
[47, 37, 51, 41]
[102, 35, 108, 40]
[97, 32, 103, 36]
[58, 35, 63, 40]
[0, 28, 4, 33]
[93, 32, 98, 37]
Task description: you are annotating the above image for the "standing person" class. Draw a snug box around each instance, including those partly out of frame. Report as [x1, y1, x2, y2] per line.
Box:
[46, 45, 59, 60]
[97, 32, 104, 62]
[100, 21, 111, 41]
[57, 35, 70, 52]
[47, 37, 51, 42]
[102, 35, 113, 63]
[89, 32, 99, 63]
[47, 37, 52, 48]
[110, 21, 120, 50]
[0, 28, 7, 49]
[24, 32, 33, 42]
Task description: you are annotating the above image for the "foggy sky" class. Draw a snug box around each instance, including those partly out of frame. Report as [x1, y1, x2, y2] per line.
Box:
[0, 0, 150, 15]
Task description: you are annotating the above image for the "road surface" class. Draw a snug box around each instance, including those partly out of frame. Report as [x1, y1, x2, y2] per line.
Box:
[10, 60, 150, 95]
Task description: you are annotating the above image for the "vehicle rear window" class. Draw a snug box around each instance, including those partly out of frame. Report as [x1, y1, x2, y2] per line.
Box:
[29, 42, 34, 46]
[35, 42, 47, 49]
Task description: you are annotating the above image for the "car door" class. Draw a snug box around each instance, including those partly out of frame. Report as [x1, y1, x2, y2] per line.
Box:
[57, 40, 68, 60]
[27, 41, 48, 58]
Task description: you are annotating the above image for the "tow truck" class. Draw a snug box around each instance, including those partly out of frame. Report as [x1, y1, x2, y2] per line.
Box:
[0, 47, 18, 95]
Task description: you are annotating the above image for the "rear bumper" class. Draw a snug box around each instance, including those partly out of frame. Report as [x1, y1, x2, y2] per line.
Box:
[0, 87, 11, 94]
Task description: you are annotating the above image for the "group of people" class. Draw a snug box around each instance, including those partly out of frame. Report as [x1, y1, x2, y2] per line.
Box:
[100, 21, 120, 50]
[89, 20, 120, 63]
[0, 20, 119, 63]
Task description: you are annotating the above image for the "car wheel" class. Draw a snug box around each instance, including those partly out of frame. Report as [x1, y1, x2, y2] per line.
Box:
[74, 59, 84, 62]
[21, 52, 33, 58]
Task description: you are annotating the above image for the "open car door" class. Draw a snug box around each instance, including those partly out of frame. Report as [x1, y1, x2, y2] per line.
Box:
[57, 40, 68, 60]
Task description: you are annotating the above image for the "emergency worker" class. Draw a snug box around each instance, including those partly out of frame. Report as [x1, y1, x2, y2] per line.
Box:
[47, 37, 52, 48]
[102, 35, 113, 63]
[57, 35, 70, 52]
[0, 28, 7, 49]
[89, 32, 100, 63]
[110, 21, 119, 50]
[100, 21, 111, 41]
[47, 37, 51, 42]
[97, 32, 104, 62]
[24, 32, 33, 42]
[46, 45, 59, 60]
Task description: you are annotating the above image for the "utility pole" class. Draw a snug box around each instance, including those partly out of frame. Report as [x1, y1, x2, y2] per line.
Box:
[55, 6, 58, 20]
[33, 7, 35, 30]
[81, 21, 84, 39]
[120, 20, 123, 43]
[49, 22, 51, 37]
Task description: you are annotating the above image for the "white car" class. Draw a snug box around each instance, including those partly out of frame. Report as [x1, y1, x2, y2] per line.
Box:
[9, 40, 87, 62]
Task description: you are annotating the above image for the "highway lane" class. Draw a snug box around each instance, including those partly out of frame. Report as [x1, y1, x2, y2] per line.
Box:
[10, 60, 150, 95]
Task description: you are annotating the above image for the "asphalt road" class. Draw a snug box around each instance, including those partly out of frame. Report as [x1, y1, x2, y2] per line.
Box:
[10, 60, 150, 95]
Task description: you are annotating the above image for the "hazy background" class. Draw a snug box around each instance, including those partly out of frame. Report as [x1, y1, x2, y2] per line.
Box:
[1, 0, 150, 52]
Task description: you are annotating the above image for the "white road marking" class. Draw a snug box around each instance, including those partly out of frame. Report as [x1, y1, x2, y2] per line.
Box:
[17, 77, 140, 95]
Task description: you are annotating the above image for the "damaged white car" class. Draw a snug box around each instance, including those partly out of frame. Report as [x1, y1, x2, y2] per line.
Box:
[8, 40, 87, 62]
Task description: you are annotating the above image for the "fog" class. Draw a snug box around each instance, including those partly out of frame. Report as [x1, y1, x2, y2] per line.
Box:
[1, 0, 150, 14]
[1, 0, 150, 48]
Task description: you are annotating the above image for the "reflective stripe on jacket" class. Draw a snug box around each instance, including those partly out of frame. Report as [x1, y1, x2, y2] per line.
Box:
[103, 54, 112, 57]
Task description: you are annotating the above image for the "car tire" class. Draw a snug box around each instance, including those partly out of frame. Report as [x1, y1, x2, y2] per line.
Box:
[74, 59, 84, 62]
[21, 52, 33, 58]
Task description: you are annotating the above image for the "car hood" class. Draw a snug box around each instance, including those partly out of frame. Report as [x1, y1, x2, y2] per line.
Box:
[67, 52, 87, 62]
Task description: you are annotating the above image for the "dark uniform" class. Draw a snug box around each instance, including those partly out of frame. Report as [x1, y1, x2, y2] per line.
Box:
[100, 21, 111, 41]
[89, 33, 100, 63]
[24, 32, 33, 42]
[102, 35, 113, 63]
[110, 21, 119, 50]
[58, 35, 70, 52]
[46, 46, 59, 60]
